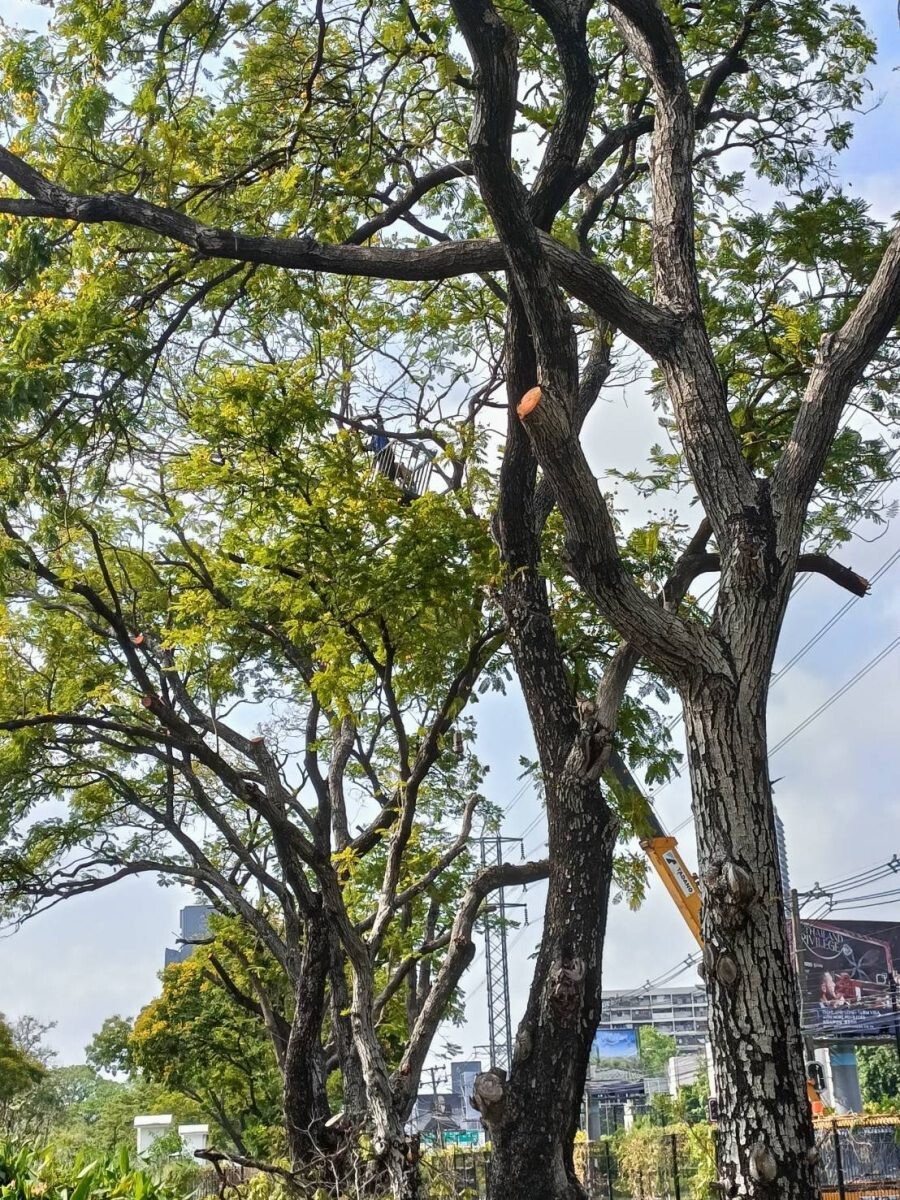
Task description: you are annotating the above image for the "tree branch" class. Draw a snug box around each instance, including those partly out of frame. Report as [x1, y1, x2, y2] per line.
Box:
[0, 146, 676, 358]
[392, 857, 549, 1116]
[344, 161, 474, 245]
[604, 0, 758, 540]
[773, 226, 900, 531]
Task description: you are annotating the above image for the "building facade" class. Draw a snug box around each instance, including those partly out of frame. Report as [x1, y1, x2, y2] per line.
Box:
[598, 984, 708, 1053]
[164, 904, 213, 966]
[774, 807, 791, 912]
[408, 1059, 484, 1141]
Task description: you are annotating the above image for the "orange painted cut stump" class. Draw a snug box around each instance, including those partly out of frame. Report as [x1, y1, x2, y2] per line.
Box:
[517, 386, 542, 418]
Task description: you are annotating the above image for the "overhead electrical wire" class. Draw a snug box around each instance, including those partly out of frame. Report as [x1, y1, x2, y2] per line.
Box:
[768, 634, 900, 756]
[660, 455, 897, 737]
[771, 545, 900, 685]
[798, 853, 900, 905]
[665, 631, 900, 837]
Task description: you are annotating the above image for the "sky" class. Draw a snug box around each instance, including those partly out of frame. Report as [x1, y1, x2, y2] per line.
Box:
[0, 0, 898, 1070]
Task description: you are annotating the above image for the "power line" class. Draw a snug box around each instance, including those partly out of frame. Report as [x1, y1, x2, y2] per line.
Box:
[652, 467, 899, 804]
[768, 635, 900, 756]
[661, 461, 897, 738]
[798, 854, 900, 903]
[666, 632, 900, 837]
[771, 545, 900, 685]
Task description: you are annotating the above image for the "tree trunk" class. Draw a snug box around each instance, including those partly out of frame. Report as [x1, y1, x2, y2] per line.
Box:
[328, 939, 368, 1123]
[483, 307, 621, 1198]
[283, 917, 333, 1169]
[349, 975, 421, 1200]
[482, 771, 618, 1200]
[684, 678, 817, 1200]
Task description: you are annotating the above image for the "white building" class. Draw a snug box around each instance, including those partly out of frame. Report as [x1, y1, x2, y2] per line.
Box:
[134, 1115, 173, 1156]
[134, 1116, 210, 1157]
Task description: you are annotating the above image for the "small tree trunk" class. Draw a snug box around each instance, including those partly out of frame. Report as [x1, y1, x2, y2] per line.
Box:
[328, 942, 368, 1122]
[684, 678, 817, 1200]
[283, 918, 333, 1169]
[484, 771, 617, 1200]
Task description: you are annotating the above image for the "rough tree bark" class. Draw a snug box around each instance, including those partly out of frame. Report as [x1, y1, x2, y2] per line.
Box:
[474, 302, 618, 1200]
[480, 773, 617, 1200]
[685, 674, 816, 1198]
[282, 913, 334, 1169]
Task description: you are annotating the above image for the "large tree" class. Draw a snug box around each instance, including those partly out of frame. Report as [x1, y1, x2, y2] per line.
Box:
[1, 0, 899, 1197]
[0, 390, 548, 1193]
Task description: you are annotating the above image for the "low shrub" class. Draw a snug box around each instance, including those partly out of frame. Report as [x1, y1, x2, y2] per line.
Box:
[0, 1141, 186, 1200]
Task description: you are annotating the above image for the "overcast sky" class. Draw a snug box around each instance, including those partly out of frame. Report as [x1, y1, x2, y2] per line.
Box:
[0, 0, 898, 1069]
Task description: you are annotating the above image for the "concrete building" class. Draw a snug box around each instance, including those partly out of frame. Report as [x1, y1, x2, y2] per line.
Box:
[774, 806, 791, 912]
[598, 985, 708, 1053]
[666, 1051, 704, 1095]
[135, 1114, 173, 1156]
[165, 905, 213, 966]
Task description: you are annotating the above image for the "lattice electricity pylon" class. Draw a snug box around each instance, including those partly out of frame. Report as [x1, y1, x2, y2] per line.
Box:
[477, 835, 526, 1073]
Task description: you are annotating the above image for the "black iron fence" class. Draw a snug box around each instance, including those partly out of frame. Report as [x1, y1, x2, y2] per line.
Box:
[422, 1132, 710, 1200]
[422, 1148, 493, 1199]
[815, 1117, 900, 1200]
[422, 1121, 900, 1200]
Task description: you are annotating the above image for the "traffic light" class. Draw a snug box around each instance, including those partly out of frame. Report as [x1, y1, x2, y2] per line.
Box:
[707, 1096, 719, 1122]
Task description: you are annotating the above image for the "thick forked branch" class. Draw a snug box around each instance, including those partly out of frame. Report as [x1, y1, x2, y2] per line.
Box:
[525, 0, 596, 229]
[450, 0, 723, 680]
[448, 0, 579, 397]
[607, 0, 698, 313]
[0, 146, 676, 358]
[694, 0, 767, 123]
[392, 857, 549, 1115]
[773, 226, 900, 534]
[519, 395, 730, 681]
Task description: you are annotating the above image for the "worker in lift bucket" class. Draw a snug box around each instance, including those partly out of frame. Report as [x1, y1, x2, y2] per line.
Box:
[368, 427, 398, 483]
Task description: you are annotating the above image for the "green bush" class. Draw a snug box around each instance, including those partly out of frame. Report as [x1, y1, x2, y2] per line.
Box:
[614, 1122, 717, 1200]
[0, 1141, 186, 1200]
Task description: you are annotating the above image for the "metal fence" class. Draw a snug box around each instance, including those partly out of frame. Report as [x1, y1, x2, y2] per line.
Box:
[816, 1118, 900, 1200]
[422, 1122, 900, 1200]
[421, 1135, 707, 1200]
[422, 1149, 493, 1198]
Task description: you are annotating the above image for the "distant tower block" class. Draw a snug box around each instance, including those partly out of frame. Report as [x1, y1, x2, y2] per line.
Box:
[774, 806, 790, 912]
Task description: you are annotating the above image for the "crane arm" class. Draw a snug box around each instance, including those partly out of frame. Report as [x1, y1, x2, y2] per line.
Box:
[607, 751, 703, 946]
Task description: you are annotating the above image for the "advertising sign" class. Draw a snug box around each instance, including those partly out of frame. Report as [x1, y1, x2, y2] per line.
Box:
[798, 919, 900, 1040]
[590, 1026, 640, 1069]
[443, 1130, 480, 1148]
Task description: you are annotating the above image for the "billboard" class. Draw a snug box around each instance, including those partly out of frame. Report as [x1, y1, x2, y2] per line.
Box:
[591, 1027, 640, 1069]
[798, 919, 900, 1040]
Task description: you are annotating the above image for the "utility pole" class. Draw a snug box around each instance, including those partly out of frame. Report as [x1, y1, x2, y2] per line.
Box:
[790, 887, 825, 1108]
[476, 834, 526, 1072]
[425, 1065, 448, 1148]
